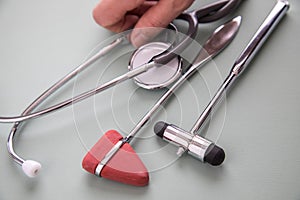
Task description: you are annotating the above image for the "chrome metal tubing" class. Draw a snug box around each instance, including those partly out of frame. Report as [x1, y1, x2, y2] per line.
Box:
[190, 72, 235, 134]
[6, 37, 126, 165]
[8, 61, 155, 165]
[1, 61, 155, 123]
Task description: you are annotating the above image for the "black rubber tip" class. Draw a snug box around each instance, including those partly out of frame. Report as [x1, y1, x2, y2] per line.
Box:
[204, 144, 225, 166]
[154, 121, 169, 138]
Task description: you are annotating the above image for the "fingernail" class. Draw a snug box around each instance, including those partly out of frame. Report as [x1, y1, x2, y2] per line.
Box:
[130, 29, 150, 47]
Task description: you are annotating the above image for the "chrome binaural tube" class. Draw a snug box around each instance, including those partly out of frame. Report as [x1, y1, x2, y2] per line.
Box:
[1, 61, 155, 123]
[6, 36, 126, 173]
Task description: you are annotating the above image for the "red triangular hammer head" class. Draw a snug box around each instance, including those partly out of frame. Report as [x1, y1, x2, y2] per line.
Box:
[82, 130, 149, 186]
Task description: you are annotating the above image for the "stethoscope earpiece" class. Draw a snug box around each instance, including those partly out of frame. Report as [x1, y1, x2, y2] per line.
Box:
[22, 160, 41, 178]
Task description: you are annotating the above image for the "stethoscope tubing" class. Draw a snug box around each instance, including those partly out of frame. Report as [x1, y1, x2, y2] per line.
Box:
[152, 0, 242, 64]
[2, 61, 156, 123]
[2, 0, 243, 173]
[6, 36, 126, 165]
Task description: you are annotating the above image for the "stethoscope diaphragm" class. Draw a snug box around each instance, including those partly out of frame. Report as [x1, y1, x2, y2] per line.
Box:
[129, 42, 182, 90]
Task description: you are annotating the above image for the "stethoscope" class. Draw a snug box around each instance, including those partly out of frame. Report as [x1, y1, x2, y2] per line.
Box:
[0, 0, 289, 184]
[0, 0, 242, 178]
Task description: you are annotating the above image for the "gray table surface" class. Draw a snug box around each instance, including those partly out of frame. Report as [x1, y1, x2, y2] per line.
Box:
[0, 0, 299, 199]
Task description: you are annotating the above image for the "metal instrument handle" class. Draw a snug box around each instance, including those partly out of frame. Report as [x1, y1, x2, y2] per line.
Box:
[190, 0, 290, 134]
[232, 0, 289, 75]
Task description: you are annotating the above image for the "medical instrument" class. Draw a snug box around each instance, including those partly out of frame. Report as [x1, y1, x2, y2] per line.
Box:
[154, 0, 289, 165]
[155, 121, 225, 165]
[0, 0, 242, 178]
[82, 16, 241, 186]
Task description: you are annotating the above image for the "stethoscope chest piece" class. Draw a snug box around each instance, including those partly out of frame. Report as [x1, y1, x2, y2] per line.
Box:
[129, 42, 182, 90]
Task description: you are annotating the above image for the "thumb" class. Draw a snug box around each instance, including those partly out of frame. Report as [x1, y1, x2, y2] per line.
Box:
[130, 0, 194, 47]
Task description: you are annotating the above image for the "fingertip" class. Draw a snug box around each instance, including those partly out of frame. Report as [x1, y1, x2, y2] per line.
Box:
[92, 0, 145, 29]
[130, 0, 194, 46]
[121, 15, 139, 32]
[92, 2, 105, 27]
[130, 28, 148, 47]
[130, 27, 162, 47]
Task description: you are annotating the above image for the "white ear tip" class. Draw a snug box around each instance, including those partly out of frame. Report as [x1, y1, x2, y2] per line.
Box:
[22, 160, 42, 178]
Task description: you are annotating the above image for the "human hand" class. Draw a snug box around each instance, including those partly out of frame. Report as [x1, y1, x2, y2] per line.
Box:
[93, 0, 194, 47]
